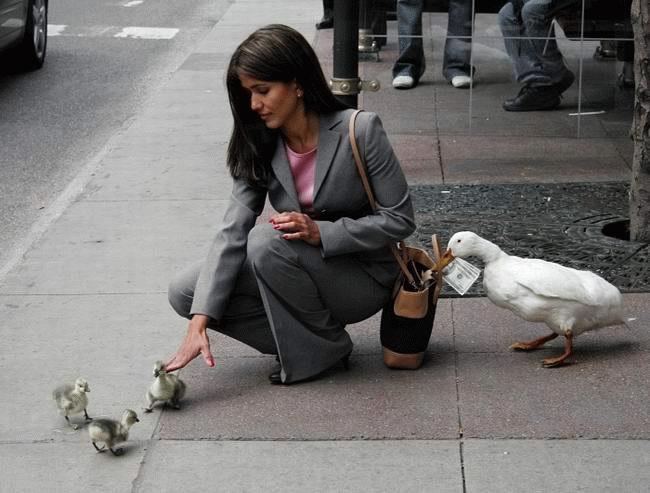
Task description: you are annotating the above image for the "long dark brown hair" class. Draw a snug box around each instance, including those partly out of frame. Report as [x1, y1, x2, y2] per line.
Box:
[226, 24, 348, 185]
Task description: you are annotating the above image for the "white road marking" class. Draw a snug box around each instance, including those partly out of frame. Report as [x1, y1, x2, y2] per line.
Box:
[47, 24, 178, 39]
[48, 24, 66, 36]
[123, 0, 144, 6]
[114, 27, 179, 39]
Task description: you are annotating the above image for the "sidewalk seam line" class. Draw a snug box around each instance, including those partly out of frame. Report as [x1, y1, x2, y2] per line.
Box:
[432, 71, 445, 183]
[451, 300, 467, 491]
[131, 392, 168, 491]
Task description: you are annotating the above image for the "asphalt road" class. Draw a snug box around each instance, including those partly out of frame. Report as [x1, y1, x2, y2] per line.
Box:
[0, 0, 231, 272]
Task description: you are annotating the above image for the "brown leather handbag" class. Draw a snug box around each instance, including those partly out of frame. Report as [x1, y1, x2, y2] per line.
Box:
[349, 109, 443, 370]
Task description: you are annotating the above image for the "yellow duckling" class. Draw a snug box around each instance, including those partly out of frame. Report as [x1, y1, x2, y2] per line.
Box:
[144, 360, 186, 412]
[88, 409, 139, 456]
[52, 377, 91, 429]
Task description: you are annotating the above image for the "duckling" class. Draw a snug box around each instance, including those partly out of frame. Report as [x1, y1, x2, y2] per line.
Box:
[88, 409, 139, 456]
[144, 360, 186, 412]
[52, 377, 91, 429]
[442, 231, 625, 367]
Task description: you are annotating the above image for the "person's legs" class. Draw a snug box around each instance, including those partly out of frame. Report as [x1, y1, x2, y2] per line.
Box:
[517, 0, 574, 87]
[392, 0, 426, 86]
[617, 40, 634, 88]
[168, 260, 278, 355]
[499, 0, 574, 86]
[247, 224, 393, 383]
[499, 0, 575, 111]
[316, 0, 334, 30]
[443, 0, 475, 84]
[499, 1, 541, 85]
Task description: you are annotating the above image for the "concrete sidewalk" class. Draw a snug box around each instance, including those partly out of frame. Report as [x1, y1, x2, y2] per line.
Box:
[1, 2, 649, 491]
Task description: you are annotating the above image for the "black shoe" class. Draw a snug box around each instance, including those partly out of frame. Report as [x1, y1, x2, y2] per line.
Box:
[268, 351, 351, 385]
[269, 362, 282, 384]
[316, 17, 333, 29]
[341, 351, 351, 371]
[555, 71, 575, 94]
[503, 85, 561, 112]
[594, 43, 617, 60]
[316, 10, 333, 29]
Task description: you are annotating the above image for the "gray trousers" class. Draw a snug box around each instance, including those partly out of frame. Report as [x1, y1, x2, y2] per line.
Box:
[498, 0, 575, 86]
[168, 223, 393, 383]
[393, 0, 475, 82]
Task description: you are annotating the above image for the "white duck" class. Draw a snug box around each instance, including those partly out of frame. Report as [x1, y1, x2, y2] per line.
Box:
[441, 231, 625, 367]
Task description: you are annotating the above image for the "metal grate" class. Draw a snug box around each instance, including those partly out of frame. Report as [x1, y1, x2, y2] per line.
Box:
[408, 182, 650, 296]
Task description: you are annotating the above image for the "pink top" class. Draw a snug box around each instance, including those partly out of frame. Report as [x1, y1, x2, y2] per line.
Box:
[284, 141, 317, 213]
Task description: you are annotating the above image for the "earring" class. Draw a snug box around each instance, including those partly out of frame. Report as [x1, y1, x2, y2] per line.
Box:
[297, 90, 303, 98]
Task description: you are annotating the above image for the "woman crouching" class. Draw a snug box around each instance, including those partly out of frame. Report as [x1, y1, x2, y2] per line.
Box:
[166, 24, 415, 384]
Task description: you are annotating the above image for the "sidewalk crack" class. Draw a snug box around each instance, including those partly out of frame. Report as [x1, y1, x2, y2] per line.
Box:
[433, 82, 445, 183]
[131, 408, 164, 492]
[451, 300, 467, 491]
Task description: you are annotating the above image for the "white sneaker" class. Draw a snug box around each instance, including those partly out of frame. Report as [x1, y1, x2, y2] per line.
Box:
[451, 75, 472, 88]
[392, 75, 414, 89]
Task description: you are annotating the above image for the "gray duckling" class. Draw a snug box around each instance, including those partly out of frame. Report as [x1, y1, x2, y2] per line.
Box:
[144, 360, 186, 412]
[52, 377, 91, 429]
[88, 409, 139, 456]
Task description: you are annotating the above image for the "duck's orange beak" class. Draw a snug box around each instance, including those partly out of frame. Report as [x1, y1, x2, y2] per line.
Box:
[437, 249, 455, 271]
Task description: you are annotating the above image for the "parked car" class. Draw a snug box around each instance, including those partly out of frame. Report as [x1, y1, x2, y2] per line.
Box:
[0, 0, 48, 71]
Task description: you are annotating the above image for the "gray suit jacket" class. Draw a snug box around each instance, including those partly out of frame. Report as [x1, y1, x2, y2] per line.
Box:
[190, 108, 416, 320]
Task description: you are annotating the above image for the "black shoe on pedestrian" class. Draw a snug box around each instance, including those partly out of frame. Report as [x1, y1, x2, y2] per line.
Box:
[503, 85, 561, 112]
[555, 71, 575, 94]
[594, 42, 617, 60]
[316, 10, 333, 29]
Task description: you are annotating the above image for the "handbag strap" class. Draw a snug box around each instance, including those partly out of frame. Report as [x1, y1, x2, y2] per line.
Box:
[431, 234, 444, 303]
[348, 109, 419, 288]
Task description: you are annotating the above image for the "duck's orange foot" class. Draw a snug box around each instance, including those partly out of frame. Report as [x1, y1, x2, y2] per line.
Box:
[510, 333, 558, 351]
[542, 355, 571, 367]
[511, 341, 540, 351]
[542, 333, 573, 368]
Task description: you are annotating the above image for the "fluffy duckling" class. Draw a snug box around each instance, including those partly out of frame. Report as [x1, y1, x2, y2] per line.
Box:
[442, 231, 625, 367]
[52, 377, 91, 429]
[88, 409, 139, 456]
[144, 360, 186, 412]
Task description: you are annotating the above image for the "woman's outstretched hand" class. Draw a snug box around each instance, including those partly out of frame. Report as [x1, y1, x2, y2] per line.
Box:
[270, 211, 321, 246]
[165, 314, 215, 372]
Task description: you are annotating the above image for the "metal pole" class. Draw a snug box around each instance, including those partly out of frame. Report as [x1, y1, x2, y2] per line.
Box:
[332, 0, 360, 108]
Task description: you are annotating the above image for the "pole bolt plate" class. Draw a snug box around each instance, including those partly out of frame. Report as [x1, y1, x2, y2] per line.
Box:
[330, 77, 381, 95]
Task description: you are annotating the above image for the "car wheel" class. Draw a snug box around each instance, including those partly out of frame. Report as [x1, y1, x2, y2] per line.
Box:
[5, 0, 48, 71]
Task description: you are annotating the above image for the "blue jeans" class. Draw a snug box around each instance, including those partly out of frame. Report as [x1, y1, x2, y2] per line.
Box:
[498, 0, 575, 86]
[392, 0, 474, 82]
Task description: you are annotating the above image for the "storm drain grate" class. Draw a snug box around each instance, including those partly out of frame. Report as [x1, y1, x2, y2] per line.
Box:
[408, 182, 650, 295]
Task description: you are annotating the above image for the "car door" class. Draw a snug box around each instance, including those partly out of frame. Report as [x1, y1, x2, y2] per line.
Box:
[0, 0, 25, 50]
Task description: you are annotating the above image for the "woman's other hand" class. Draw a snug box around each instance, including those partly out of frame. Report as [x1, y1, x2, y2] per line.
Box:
[165, 314, 215, 372]
[270, 211, 321, 246]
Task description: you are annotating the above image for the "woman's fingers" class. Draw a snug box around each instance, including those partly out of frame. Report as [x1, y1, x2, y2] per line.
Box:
[164, 357, 183, 373]
[165, 317, 215, 372]
[202, 349, 216, 367]
[165, 347, 194, 372]
[270, 212, 320, 245]
[199, 336, 215, 367]
[270, 212, 309, 232]
[273, 220, 298, 232]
